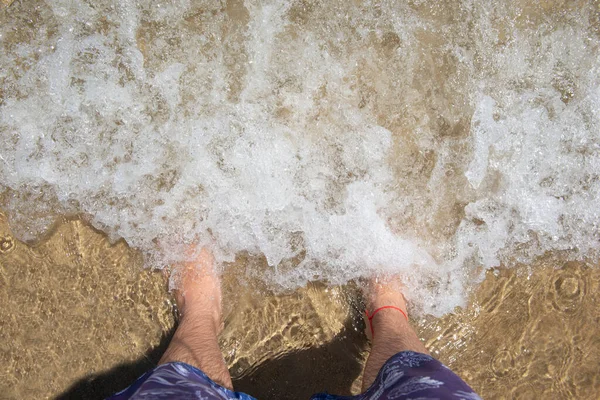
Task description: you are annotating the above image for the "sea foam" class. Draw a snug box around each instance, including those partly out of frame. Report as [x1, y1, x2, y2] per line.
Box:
[1, 0, 598, 315]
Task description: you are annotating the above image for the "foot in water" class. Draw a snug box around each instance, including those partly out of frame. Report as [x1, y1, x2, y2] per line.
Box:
[171, 247, 223, 335]
[361, 275, 428, 391]
[159, 247, 233, 390]
[365, 276, 409, 335]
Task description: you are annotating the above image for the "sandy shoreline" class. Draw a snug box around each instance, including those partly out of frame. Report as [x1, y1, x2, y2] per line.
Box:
[1, 214, 598, 399]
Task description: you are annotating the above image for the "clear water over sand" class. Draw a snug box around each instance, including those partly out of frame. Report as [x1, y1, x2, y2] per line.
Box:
[2, 0, 599, 314]
[1, 216, 599, 399]
[1, 0, 599, 398]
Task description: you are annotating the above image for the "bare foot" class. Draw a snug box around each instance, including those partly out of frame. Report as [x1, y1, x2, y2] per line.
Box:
[366, 276, 408, 318]
[171, 247, 222, 334]
[361, 275, 427, 391]
[363, 276, 409, 340]
[160, 247, 233, 389]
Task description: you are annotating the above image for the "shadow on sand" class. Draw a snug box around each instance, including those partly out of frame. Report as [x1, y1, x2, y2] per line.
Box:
[55, 328, 175, 400]
[56, 315, 368, 400]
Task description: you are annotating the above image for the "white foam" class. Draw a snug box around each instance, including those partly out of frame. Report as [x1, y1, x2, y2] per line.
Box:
[1, 0, 599, 315]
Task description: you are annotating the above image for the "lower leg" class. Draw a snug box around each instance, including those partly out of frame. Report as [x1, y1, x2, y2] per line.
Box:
[159, 248, 233, 390]
[361, 277, 428, 392]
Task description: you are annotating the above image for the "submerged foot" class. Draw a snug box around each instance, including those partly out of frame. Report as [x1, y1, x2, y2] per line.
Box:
[160, 247, 233, 389]
[367, 276, 408, 316]
[364, 275, 409, 339]
[361, 275, 428, 391]
[171, 247, 223, 334]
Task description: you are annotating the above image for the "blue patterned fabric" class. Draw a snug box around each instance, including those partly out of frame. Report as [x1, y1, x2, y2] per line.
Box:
[311, 351, 481, 400]
[107, 362, 255, 400]
[108, 351, 481, 399]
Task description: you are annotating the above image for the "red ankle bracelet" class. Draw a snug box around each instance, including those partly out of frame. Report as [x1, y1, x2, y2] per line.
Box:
[365, 306, 408, 337]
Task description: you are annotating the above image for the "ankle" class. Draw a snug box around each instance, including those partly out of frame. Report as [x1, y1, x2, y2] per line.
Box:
[371, 305, 408, 330]
[179, 307, 221, 336]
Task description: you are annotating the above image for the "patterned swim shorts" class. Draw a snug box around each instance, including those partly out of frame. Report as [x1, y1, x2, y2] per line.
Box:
[108, 351, 481, 399]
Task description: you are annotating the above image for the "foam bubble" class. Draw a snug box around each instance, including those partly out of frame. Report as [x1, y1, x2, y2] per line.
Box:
[1, 0, 599, 315]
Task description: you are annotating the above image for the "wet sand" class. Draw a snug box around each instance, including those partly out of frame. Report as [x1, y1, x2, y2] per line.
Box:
[1, 0, 599, 398]
[1, 214, 598, 399]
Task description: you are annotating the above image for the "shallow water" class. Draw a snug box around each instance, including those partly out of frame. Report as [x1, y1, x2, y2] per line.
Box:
[1, 0, 600, 398]
[2, 0, 599, 315]
[1, 215, 599, 399]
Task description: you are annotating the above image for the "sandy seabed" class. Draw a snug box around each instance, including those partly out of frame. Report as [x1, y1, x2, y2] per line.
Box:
[1, 0, 600, 398]
[1, 214, 599, 400]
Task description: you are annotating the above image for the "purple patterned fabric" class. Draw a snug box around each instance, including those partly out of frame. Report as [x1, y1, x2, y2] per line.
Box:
[107, 362, 255, 400]
[107, 351, 481, 399]
[311, 351, 481, 400]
